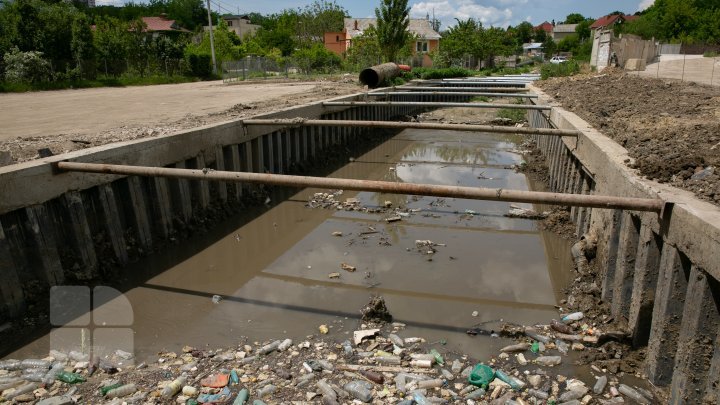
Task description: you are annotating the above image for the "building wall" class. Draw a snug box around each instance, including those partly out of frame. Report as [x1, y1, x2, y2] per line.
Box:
[224, 18, 260, 39]
[324, 32, 347, 56]
[552, 32, 575, 42]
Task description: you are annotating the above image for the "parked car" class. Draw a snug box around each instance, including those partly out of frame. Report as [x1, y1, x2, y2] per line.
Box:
[550, 56, 568, 64]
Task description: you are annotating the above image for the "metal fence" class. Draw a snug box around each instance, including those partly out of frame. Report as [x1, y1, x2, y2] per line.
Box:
[221, 57, 305, 83]
[631, 54, 719, 86]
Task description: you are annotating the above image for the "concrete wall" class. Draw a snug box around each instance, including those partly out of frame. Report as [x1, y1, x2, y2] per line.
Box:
[528, 84, 720, 405]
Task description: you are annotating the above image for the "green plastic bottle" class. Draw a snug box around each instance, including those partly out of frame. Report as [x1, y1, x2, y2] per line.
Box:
[429, 349, 444, 366]
[56, 371, 86, 384]
[100, 383, 123, 395]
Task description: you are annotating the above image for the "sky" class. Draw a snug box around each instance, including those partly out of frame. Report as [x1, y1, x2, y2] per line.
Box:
[101, 0, 656, 30]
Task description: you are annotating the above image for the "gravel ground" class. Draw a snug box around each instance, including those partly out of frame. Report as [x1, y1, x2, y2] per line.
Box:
[536, 70, 720, 206]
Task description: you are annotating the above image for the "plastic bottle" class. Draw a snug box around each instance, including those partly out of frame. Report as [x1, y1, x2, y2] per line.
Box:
[451, 359, 462, 374]
[344, 380, 373, 402]
[42, 362, 66, 385]
[316, 379, 337, 401]
[412, 391, 432, 405]
[278, 339, 293, 351]
[0, 360, 22, 371]
[161, 375, 186, 399]
[618, 384, 650, 404]
[257, 384, 276, 398]
[341, 340, 353, 357]
[561, 312, 584, 323]
[56, 371, 85, 384]
[593, 375, 608, 394]
[21, 359, 50, 369]
[100, 383, 123, 396]
[528, 388, 548, 399]
[535, 356, 562, 366]
[429, 349, 444, 366]
[389, 334, 404, 348]
[524, 327, 551, 344]
[22, 371, 47, 382]
[0, 379, 24, 392]
[494, 370, 524, 390]
[418, 378, 444, 389]
[230, 369, 239, 384]
[232, 388, 249, 405]
[409, 359, 432, 368]
[359, 370, 384, 384]
[394, 373, 406, 392]
[259, 341, 281, 355]
[465, 387, 485, 400]
[555, 339, 570, 355]
[551, 319, 573, 334]
[376, 356, 401, 365]
[182, 386, 198, 396]
[4, 382, 38, 400]
[105, 383, 137, 399]
[0, 375, 23, 384]
[440, 368, 454, 380]
[68, 351, 88, 362]
[295, 373, 315, 388]
[410, 353, 435, 362]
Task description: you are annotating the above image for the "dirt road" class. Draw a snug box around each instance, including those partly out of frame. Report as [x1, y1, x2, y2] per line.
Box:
[537, 71, 720, 205]
[0, 79, 362, 162]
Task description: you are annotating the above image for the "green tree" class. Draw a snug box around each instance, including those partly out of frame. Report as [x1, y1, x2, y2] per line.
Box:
[186, 20, 241, 65]
[344, 27, 382, 69]
[166, 0, 206, 30]
[542, 36, 556, 58]
[297, 0, 347, 46]
[93, 16, 129, 75]
[575, 19, 592, 41]
[564, 13, 586, 24]
[374, 0, 410, 62]
[71, 13, 95, 77]
[515, 21, 534, 45]
[534, 27, 548, 42]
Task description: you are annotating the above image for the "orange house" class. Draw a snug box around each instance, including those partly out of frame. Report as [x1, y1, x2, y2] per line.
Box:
[325, 18, 441, 67]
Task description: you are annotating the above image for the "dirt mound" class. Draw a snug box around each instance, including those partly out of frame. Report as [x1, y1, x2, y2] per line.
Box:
[536, 72, 720, 206]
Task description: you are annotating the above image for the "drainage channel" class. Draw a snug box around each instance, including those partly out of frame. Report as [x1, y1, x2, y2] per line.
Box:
[5, 125, 576, 364]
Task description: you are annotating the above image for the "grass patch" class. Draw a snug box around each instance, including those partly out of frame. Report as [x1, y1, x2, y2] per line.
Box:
[0, 75, 200, 93]
[472, 96, 491, 102]
[704, 51, 719, 57]
[540, 60, 580, 80]
[497, 108, 526, 123]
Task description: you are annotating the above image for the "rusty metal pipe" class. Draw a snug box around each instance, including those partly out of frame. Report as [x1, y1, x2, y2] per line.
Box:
[367, 92, 538, 98]
[55, 162, 664, 212]
[384, 86, 530, 92]
[323, 101, 550, 110]
[242, 119, 580, 137]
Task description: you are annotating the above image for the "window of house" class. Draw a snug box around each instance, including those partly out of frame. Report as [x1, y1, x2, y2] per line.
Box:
[416, 41, 428, 53]
[336, 35, 340, 42]
[227, 21, 233, 26]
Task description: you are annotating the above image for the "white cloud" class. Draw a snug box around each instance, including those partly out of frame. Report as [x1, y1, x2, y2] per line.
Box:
[410, 0, 515, 30]
[637, 0, 654, 11]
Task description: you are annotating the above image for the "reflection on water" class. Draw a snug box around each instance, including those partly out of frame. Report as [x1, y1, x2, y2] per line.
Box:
[5, 128, 575, 361]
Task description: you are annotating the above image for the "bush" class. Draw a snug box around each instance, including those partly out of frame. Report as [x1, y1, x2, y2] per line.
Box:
[292, 45, 341, 74]
[540, 60, 580, 79]
[3, 47, 52, 83]
[411, 67, 475, 80]
[184, 52, 212, 78]
[704, 51, 719, 57]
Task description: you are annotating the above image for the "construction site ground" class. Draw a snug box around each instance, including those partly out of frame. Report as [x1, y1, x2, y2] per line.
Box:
[536, 70, 720, 206]
[0, 79, 361, 164]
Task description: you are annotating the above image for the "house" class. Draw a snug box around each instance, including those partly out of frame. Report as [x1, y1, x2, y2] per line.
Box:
[139, 15, 190, 38]
[534, 21, 553, 35]
[552, 24, 578, 41]
[222, 15, 260, 39]
[590, 14, 638, 32]
[523, 42, 544, 57]
[324, 18, 441, 67]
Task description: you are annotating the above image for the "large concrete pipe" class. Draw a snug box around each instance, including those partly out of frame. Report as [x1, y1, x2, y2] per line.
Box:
[359, 62, 401, 88]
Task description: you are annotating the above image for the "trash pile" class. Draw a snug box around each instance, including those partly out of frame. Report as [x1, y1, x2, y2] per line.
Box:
[0, 298, 657, 405]
[306, 192, 423, 222]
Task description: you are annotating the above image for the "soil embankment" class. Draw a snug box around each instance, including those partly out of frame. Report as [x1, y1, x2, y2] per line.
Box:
[537, 70, 720, 206]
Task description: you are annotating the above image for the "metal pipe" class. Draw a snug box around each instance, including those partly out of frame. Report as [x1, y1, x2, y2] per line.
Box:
[379, 86, 530, 92]
[367, 91, 538, 98]
[55, 162, 664, 212]
[242, 119, 580, 137]
[323, 101, 550, 110]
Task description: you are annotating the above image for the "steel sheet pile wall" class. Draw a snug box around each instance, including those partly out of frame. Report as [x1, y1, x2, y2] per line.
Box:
[0, 92, 425, 323]
[528, 86, 720, 405]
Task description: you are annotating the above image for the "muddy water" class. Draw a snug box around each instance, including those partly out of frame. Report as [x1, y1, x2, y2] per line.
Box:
[6, 127, 574, 362]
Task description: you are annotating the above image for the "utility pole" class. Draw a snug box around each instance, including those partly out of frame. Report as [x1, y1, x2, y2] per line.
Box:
[205, 0, 217, 75]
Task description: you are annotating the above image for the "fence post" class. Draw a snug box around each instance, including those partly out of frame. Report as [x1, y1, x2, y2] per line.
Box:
[712, 57, 717, 86]
[681, 46, 686, 82]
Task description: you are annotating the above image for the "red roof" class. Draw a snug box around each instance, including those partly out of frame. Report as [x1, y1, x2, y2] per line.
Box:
[140, 16, 189, 33]
[591, 14, 635, 29]
[535, 21, 553, 34]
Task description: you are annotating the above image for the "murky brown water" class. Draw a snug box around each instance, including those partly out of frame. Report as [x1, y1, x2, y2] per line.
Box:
[6, 127, 575, 362]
